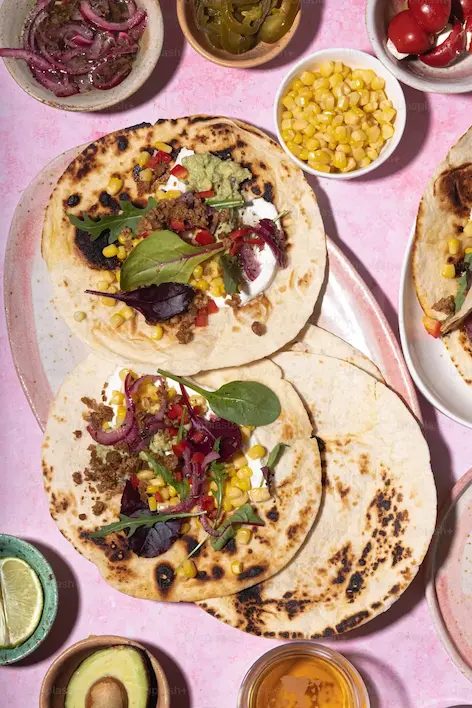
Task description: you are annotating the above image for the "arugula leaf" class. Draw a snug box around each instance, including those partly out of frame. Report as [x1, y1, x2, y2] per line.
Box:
[206, 197, 246, 209]
[177, 406, 187, 443]
[146, 453, 190, 501]
[220, 254, 242, 295]
[454, 253, 472, 312]
[210, 503, 264, 551]
[209, 461, 227, 523]
[158, 370, 281, 426]
[69, 197, 157, 245]
[120, 230, 224, 291]
[89, 510, 202, 539]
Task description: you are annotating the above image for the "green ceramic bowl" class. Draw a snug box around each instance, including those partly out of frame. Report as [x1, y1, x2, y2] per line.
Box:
[0, 535, 58, 665]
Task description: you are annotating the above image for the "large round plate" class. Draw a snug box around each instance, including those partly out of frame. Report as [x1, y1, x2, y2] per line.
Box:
[5, 146, 420, 428]
[399, 225, 472, 429]
[426, 467, 472, 683]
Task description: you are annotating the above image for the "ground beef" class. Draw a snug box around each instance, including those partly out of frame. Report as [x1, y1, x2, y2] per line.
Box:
[228, 293, 242, 309]
[79, 513, 87, 521]
[73, 430, 82, 439]
[81, 397, 114, 430]
[151, 163, 171, 190]
[252, 321, 266, 336]
[84, 446, 143, 496]
[92, 501, 106, 516]
[137, 194, 212, 235]
[432, 296, 455, 315]
[177, 328, 193, 344]
[72, 472, 83, 485]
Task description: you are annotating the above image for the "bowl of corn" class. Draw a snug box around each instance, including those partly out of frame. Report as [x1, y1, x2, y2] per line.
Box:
[274, 48, 406, 179]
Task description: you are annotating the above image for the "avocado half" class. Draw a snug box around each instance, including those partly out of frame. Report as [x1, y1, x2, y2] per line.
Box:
[65, 645, 151, 708]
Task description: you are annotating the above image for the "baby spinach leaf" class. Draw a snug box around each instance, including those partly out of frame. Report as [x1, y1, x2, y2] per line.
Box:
[211, 503, 264, 551]
[69, 197, 157, 244]
[146, 453, 190, 500]
[158, 371, 281, 426]
[454, 253, 472, 312]
[89, 510, 202, 539]
[85, 282, 194, 324]
[261, 442, 289, 493]
[220, 254, 242, 295]
[120, 230, 224, 291]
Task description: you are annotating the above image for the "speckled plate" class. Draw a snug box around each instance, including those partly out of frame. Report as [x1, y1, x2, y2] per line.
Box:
[426, 468, 472, 684]
[0, 535, 58, 665]
[4, 142, 420, 428]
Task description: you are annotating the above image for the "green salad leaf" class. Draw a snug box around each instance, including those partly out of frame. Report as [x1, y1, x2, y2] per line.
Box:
[211, 503, 264, 551]
[267, 442, 288, 470]
[454, 252, 472, 312]
[68, 197, 158, 245]
[209, 461, 227, 524]
[89, 510, 202, 539]
[146, 453, 190, 501]
[220, 254, 242, 295]
[120, 230, 224, 291]
[177, 406, 188, 443]
[158, 370, 281, 426]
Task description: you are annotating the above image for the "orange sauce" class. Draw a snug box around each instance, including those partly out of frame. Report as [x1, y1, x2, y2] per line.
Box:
[254, 655, 351, 708]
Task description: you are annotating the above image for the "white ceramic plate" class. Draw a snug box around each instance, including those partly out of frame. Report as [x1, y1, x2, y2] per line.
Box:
[5, 144, 420, 428]
[399, 225, 472, 428]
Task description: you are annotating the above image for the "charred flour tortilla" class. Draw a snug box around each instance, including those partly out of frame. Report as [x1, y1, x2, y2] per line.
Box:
[42, 116, 326, 374]
[413, 126, 472, 386]
[42, 355, 322, 602]
[199, 352, 436, 637]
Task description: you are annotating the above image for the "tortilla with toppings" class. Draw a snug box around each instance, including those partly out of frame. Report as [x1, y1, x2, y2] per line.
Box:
[42, 116, 326, 374]
[413, 126, 472, 386]
[41, 355, 322, 602]
[199, 351, 436, 637]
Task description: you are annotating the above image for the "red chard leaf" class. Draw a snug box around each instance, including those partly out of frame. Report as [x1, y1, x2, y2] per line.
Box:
[85, 282, 194, 324]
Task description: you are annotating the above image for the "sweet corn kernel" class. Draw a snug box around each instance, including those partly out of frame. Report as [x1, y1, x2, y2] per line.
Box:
[139, 168, 154, 183]
[110, 313, 124, 329]
[146, 483, 161, 495]
[333, 151, 347, 170]
[148, 496, 157, 512]
[111, 390, 125, 405]
[223, 498, 233, 512]
[319, 60, 334, 77]
[117, 246, 127, 261]
[154, 475, 165, 488]
[300, 70, 316, 85]
[228, 486, 244, 500]
[177, 559, 197, 578]
[116, 405, 126, 421]
[249, 487, 271, 503]
[282, 110, 293, 119]
[102, 244, 118, 258]
[107, 285, 119, 295]
[117, 234, 128, 245]
[237, 466, 253, 480]
[442, 264, 456, 278]
[232, 452, 249, 470]
[236, 528, 252, 545]
[119, 368, 130, 381]
[160, 487, 170, 501]
[448, 238, 461, 255]
[107, 177, 123, 196]
[309, 162, 331, 173]
[119, 306, 135, 321]
[154, 141, 172, 153]
[371, 75, 385, 90]
[167, 497, 180, 507]
[150, 325, 163, 341]
[342, 157, 357, 172]
[233, 491, 249, 507]
[168, 485, 177, 498]
[195, 279, 209, 292]
[101, 296, 116, 307]
[234, 477, 252, 492]
[231, 561, 243, 575]
[466, 247, 472, 254]
[155, 189, 167, 200]
[464, 222, 472, 237]
[167, 189, 182, 199]
[74, 311, 86, 322]
[137, 469, 154, 481]
[247, 444, 266, 460]
[359, 156, 372, 168]
[180, 523, 191, 535]
[137, 151, 151, 167]
[381, 124, 394, 140]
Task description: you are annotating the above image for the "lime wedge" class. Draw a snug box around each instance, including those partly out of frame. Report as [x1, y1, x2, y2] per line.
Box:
[0, 557, 43, 648]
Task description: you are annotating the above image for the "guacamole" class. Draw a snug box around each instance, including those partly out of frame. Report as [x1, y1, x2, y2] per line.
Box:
[182, 153, 251, 200]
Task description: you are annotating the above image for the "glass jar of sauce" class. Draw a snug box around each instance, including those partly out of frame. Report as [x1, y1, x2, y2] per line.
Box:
[238, 643, 370, 708]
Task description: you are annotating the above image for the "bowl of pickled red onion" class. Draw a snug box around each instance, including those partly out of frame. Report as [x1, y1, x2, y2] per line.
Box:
[0, 0, 164, 111]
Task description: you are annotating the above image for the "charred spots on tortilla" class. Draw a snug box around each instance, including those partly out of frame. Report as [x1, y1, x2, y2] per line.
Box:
[280, 631, 290, 639]
[358, 453, 370, 475]
[188, 116, 211, 125]
[184, 536, 202, 558]
[155, 563, 175, 594]
[237, 584, 261, 605]
[119, 192, 130, 202]
[72, 472, 83, 485]
[392, 544, 404, 567]
[211, 566, 224, 579]
[76, 162, 94, 181]
[335, 610, 370, 635]
[98, 191, 120, 213]
[266, 507, 279, 522]
[359, 541, 372, 567]
[92, 501, 106, 516]
[117, 136, 129, 152]
[389, 584, 400, 595]
[78, 513, 87, 521]
[239, 565, 266, 581]
[283, 591, 293, 599]
[263, 182, 274, 202]
[252, 185, 262, 196]
[124, 122, 152, 132]
[210, 147, 235, 162]
[286, 523, 300, 541]
[75, 227, 118, 270]
[263, 631, 276, 638]
[222, 538, 237, 555]
[67, 194, 81, 207]
[346, 572, 363, 597]
[196, 570, 209, 582]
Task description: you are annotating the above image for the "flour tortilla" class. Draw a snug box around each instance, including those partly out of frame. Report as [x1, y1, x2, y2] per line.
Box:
[200, 352, 436, 637]
[42, 355, 322, 602]
[413, 126, 472, 386]
[42, 116, 326, 374]
[290, 324, 384, 381]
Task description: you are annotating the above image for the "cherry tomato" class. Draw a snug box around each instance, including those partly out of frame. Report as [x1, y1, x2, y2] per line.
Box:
[388, 10, 434, 54]
[423, 316, 441, 338]
[409, 0, 451, 33]
[419, 20, 466, 66]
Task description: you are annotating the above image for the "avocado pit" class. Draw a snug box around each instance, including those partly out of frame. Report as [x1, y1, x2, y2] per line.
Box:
[86, 677, 128, 708]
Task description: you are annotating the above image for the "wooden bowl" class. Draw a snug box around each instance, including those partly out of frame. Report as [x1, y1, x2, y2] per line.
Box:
[39, 635, 170, 708]
[176, 0, 301, 69]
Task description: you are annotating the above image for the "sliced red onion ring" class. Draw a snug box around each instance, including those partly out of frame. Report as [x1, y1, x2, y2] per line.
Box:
[128, 374, 159, 397]
[199, 505, 219, 537]
[30, 66, 79, 96]
[91, 56, 132, 88]
[0, 48, 54, 71]
[252, 219, 288, 268]
[23, 0, 52, 51]
[70, 34, 93, 47]
[128, 16, 147, 42]
[117, 31, 131, 45]
[80, 0, 146, 32]
[202, 451, 220, 470]
[87, 404, 135, 445]
[239, 243, 261, 282]
[465, 315, 472, 341]
[158, 497, 196, 515]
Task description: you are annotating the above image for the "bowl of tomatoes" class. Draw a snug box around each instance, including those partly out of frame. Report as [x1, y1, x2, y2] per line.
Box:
[366, 0, 472, 93]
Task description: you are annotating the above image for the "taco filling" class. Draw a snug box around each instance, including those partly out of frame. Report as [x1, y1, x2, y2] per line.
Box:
[81, 367, 285, 576]
[69, 145, 288, 345]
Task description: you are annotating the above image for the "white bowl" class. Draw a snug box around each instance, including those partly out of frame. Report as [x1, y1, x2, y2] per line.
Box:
[274, 48, 406, 181]
[399, 224, 472, 429]
[366, 0, 472, 94]
[0, 0, 164, 111]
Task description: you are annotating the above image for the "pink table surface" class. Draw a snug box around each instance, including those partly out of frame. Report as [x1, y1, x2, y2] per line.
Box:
[1, 1, 472, 706]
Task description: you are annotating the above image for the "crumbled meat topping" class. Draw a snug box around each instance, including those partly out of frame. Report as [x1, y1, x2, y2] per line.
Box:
[251, 321, 266, 336]
[81, 397, 114, 429]
[72, 472, 83, 485]
[73, 430, 82, 439]
[137, 193, 212, 234]
[228, 293, 242, 309]
[432, 296, 455, 315]
[84, 445, 144, 496]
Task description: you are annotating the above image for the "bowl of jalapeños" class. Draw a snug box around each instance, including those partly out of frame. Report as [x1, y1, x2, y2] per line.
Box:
[176, 1, 300, 68]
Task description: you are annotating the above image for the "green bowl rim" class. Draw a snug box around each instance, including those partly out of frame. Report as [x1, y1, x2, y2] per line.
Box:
[0, 534, 58, 665]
